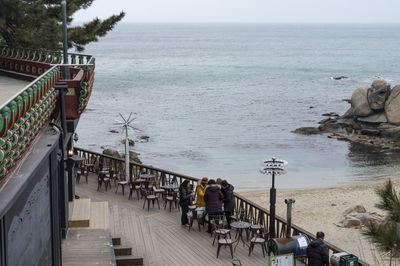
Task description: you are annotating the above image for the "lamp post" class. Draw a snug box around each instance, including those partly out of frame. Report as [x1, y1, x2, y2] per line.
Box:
[260, 157, 288, 239]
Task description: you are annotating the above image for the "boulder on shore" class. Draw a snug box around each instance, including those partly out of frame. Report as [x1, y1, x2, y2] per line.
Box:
[367, 80, 390, 111]
[292, 127, 320, 135]
[351, 87, 373, 117]
[343, 205, 366, 215]
[385, 85, 400, 125]
[298, 79, 400, 149]
[103, 148, 120, 158]
[120, 138, 135, 146]
[357, 112, 387, 124]
[339, 205, 382, 229]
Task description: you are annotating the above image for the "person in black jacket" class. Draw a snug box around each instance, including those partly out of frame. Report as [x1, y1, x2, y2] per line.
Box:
[179, 180, 194, 226]
[221, 180, 234, 229]
[306, 232, 329, 266]
[204, 179, 224, 233]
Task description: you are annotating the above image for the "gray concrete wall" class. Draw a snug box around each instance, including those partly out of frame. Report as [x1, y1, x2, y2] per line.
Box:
[0, 127, 62, 266]
[6, 172, 52, 266]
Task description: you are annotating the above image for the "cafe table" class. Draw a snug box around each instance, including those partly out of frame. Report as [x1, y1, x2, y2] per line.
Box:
[230, 221, 251, 251]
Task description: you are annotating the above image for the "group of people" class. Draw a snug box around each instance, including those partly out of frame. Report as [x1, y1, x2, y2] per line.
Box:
[178, 178, 329, 266]
[179, 177, 234, 232]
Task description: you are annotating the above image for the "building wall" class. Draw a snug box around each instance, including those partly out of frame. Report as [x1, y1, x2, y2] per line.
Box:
[0, 129, 62, 266]
[5, 171, 52, 266]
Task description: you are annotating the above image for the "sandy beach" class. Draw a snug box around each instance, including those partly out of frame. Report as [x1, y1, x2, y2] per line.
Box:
[240, 178, 400, 265]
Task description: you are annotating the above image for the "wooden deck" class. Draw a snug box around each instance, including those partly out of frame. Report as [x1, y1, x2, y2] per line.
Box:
[75, 174, 274, 266]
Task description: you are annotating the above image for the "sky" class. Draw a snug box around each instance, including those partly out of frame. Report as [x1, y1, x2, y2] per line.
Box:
[73, 0, 400, 23]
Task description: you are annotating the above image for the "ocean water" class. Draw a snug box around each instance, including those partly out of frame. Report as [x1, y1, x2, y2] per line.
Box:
[76, 23, 400, 190]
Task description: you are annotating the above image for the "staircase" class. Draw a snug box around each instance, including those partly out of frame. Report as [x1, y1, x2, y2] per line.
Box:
[63, 198, 114, 265]
[111, 236, 144, 266]
[68, 198, 110, 229]
[64, 198, 143, 266]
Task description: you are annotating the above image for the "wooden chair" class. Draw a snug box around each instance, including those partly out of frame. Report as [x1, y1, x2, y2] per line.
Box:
[141, 189, 160, 211]
[248, 227, 268, 257]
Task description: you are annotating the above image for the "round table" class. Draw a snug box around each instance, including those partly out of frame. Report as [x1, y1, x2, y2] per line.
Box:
[161, 184, 179, 191]
[230, 221, 251, 250]
[140, 174, 156, 180]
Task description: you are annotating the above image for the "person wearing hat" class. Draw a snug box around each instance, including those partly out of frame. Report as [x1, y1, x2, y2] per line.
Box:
[196, 177, 208, 208]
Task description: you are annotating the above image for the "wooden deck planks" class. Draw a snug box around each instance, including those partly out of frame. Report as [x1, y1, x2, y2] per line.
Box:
[90, 201, 110, 230]
[75, 174, 271, 266]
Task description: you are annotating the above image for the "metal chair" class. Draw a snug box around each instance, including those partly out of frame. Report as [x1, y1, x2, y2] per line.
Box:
[217, 239, 234, 259]
[97, 171, 111, 191]
[164, 191, 179, 212]
[248, 227, 268, 257]
[210, 214, 231, 246]
[128, 180, 142, 200]
[141, 188, 160, 211]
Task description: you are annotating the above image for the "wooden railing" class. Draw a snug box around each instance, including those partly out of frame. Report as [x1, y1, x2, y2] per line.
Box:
[74, 147, 369, 265]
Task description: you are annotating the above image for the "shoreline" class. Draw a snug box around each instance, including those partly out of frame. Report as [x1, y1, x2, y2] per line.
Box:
[239, 177, 400, 265]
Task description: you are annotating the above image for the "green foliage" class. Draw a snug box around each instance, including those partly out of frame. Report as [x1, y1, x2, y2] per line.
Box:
[0, 0, 125, 51]
[362, 180, 400, 257]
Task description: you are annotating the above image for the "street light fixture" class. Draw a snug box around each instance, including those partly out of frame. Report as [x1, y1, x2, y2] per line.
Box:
[260, 157, 288, 239]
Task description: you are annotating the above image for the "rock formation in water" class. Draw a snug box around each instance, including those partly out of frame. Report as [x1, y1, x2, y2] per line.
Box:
[293, 80, 400, 149]
[103, 147, 142, 164]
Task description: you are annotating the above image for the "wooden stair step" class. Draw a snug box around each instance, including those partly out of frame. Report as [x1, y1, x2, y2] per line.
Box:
[113, 245, 132, 256]
[62, 228, 115, 266]
[115, 255, 144, 266]
[68, 198, 91, 228]
[89, 201, 109, 229]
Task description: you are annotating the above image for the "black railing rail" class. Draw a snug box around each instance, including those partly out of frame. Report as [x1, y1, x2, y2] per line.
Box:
[74, 146, 369, 266]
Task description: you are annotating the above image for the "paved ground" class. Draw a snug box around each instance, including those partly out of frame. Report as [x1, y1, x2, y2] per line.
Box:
[0, 75, 29, 106]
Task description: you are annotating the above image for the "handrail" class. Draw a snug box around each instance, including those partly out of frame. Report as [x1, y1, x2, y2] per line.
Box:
[0, 46, 94, 65]
[74, 146, 369, 265]
[0, 46, 95, 181]
[0, 65, 60, 179]
[0, 45, 95, 118]
[0, 66, 58, 110]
